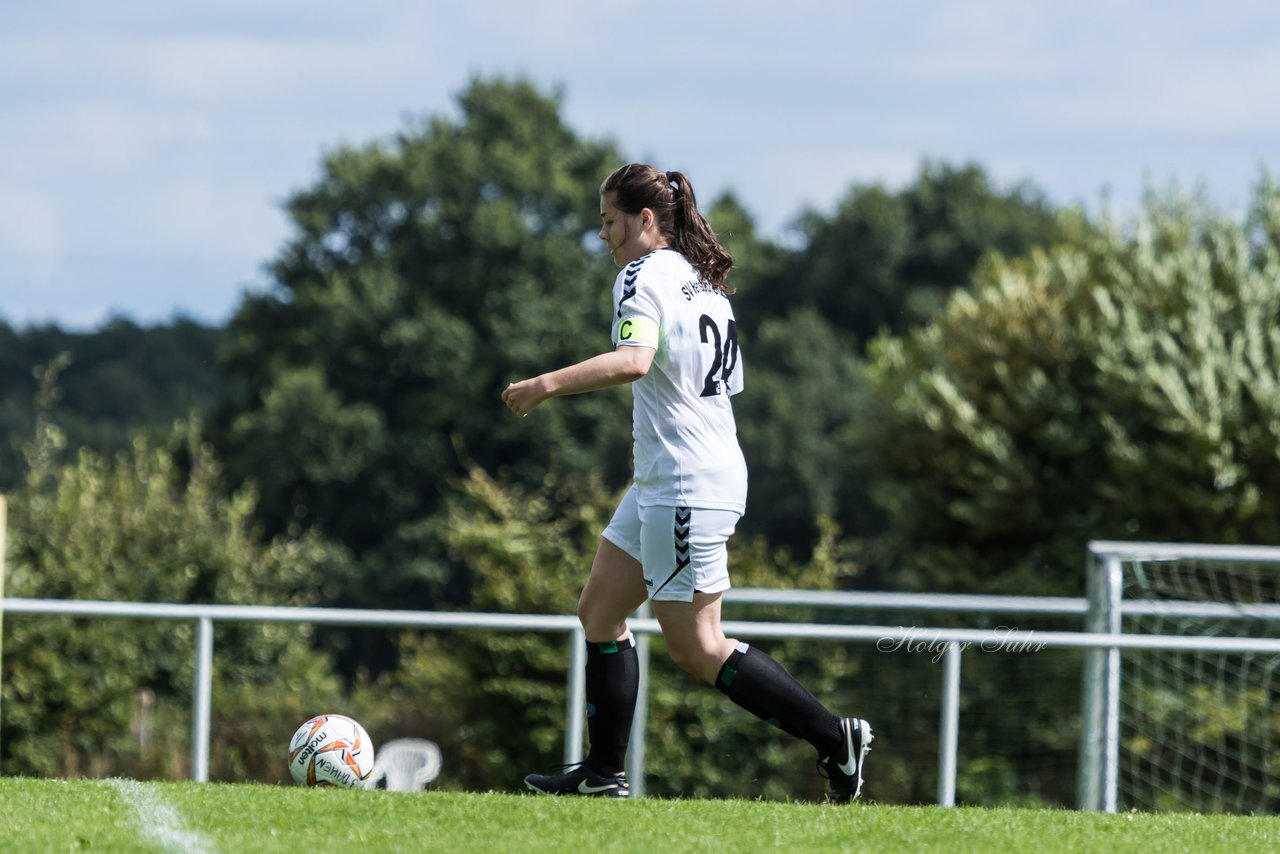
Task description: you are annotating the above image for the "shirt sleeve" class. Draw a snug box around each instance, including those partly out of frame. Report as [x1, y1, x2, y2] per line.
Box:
[612, 262, 662, 349]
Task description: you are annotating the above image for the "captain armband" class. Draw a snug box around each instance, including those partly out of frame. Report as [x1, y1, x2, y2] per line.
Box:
[615, 314, 660, 347]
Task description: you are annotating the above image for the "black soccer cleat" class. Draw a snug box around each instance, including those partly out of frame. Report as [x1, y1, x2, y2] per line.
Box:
[525, 762, 630, 798]
[819, 717, 873, 803]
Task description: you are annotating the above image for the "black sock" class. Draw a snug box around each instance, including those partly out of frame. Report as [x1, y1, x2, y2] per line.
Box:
[584, 637, 638, 775]
[715, 642, 843, 756]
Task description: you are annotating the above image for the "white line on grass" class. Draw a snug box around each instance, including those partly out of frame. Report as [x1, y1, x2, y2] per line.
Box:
[107, 778, 216, 854]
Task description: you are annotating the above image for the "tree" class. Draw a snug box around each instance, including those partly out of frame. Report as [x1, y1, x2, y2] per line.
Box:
[705, 194, 873, 551]
[215, 77, 628, 618]
[861, 175, 1280, 595]
[724, 163, 1068, 557]
[731, 307, 873, 551]
[856, 175, 1280, 805]
[0, 317, 227, 490]
[1, 394, 346, 779]
[740, 161, 1067, 349]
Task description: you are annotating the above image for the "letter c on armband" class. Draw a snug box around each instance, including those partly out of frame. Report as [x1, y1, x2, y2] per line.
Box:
[615, 315, 658, 347]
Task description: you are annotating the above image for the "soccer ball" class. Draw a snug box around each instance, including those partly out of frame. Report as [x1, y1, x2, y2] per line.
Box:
[288, 714, 376, 788]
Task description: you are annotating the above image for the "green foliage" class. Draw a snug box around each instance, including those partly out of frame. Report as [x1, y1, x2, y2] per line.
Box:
[862, 176, 1280, 594]
[0, 316, 226, 491]
[856, 177, 1280, 808]
[10, 70, 1274, 810]
[739, 161, 1066, 349]
[357, 466, 614, 790]
[215, 77, 629, 617]
[728, 162, 1068, 556]
[0, 411, 347, 779]
[732, 308, 875, 550]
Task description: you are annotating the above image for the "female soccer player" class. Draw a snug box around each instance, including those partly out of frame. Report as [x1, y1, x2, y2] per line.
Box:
[502, 163, 872, 802]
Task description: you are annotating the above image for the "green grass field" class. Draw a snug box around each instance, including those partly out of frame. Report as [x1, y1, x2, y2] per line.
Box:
[3, 778, 1277, 853]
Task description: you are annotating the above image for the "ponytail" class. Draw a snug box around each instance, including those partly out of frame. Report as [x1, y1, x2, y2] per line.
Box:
[602, 164, 735, 294]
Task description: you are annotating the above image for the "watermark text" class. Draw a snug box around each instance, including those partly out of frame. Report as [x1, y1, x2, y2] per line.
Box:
[876, 627, 1047, 662]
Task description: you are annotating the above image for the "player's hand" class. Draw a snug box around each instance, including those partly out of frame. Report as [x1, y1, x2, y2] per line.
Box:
[502, 377, 546, 418]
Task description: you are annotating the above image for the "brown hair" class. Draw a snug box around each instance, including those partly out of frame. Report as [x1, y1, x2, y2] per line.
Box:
[601, 163, 735, 294]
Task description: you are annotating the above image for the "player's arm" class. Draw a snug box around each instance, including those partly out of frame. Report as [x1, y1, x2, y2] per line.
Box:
[502, 345, 654, 417]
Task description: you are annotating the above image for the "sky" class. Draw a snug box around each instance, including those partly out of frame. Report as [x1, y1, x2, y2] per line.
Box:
[2, 0, 1278, 330]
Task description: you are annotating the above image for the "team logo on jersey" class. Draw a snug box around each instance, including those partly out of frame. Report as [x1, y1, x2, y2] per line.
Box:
[680, 280, 721, 301]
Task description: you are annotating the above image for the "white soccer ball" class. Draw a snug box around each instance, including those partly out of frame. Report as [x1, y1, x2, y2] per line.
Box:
[288, 714, 376, 788]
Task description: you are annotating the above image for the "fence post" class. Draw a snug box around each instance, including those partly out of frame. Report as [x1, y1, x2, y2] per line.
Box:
[627, 603, 651, 797]
[563, 627, 586, 766]
[938, 641, 962, 807]
[191, 616, 214, 782]
[1078, 547, 1123, 811]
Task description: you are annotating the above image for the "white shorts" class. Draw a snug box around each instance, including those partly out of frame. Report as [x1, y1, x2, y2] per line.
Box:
[601, 484, 740, 602]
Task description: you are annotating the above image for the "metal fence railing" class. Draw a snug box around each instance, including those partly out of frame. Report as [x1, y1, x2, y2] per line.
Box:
[6, 575, 1280, 806]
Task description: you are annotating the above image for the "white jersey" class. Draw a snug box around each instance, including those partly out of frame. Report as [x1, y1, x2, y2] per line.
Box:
[611, 249, 747, 513]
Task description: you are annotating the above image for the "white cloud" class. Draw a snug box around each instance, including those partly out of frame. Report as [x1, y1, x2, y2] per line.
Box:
[4, 101, 212, 173]
[0, 188, 62, 277]
[1051, 47, 1280, 136]
[1, 0, 1278, 327]
[143, 36, 345, 102]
